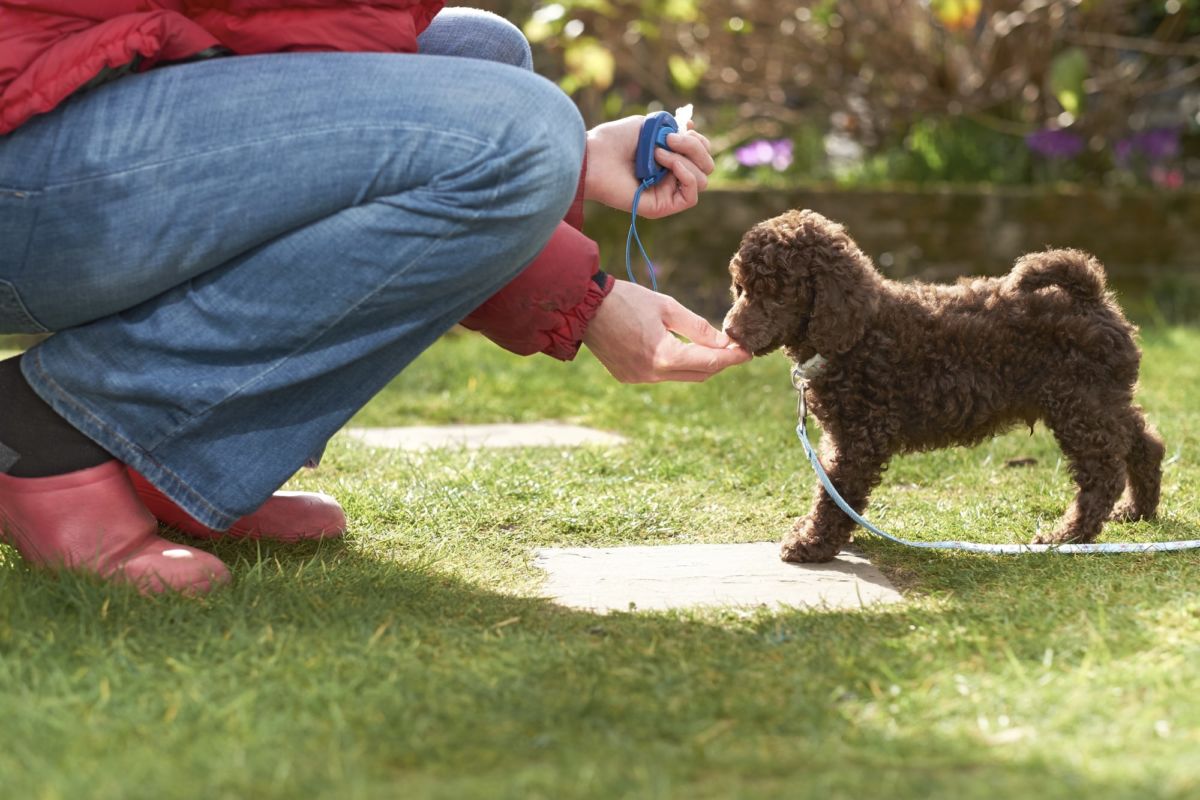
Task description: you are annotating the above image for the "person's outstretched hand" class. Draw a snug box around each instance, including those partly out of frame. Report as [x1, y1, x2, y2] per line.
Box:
[584, 115, 714, 219]
[583, 280, 751, 383]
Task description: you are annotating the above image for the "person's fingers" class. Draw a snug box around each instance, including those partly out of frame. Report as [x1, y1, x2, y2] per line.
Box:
[640, 158, 700, 218]
[651, 370, 717, 383]
[669, 163, 704, 208]
[654, 340, 752, 376]
[662, 142, 715, 188]
[661, 299, 732, 347]
[659, 149, 706, 193]
[666, 131, 715, 173]
[656, 145, 708, 187]
[672, 161, 705, 206]
[663, 158, 708, 215]
[694, 343, 753, 370]
[628, 341, 750, 382]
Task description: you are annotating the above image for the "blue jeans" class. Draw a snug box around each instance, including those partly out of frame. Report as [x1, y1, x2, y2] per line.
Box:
[0, 10, 584, 529]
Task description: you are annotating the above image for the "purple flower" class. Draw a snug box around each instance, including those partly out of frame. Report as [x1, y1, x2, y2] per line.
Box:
[735, 138, 794, 171]
[1139, 128, 1181, 160]
[769, 139, 794, 170]
[735, 140, 773, 167]
[1025, 129, 1085, 160]
[1114, 128, 1181, 165]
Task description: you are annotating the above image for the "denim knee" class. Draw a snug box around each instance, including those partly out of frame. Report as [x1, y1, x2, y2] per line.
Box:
[418, 8, 534, 70]
[505, 74, 586, 226]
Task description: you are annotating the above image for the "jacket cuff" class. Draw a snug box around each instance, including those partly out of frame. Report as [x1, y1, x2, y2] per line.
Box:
[541, 271, 615, 360]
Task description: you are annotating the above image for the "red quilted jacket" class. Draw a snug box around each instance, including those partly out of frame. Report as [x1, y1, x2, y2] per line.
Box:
[0, 0, 610, 359]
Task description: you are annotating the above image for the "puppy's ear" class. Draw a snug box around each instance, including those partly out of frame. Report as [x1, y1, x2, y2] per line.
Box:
[806, 238, 879, 356]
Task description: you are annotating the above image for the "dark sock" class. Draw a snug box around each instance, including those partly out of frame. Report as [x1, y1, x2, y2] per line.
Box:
[0, 354, 113, 477]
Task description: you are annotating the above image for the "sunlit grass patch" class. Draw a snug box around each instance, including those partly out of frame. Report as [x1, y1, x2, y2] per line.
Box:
[2, 327, 1198, 799]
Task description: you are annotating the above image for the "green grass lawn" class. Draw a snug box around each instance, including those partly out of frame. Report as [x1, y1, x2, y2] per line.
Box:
[2, 327, 1199, 799]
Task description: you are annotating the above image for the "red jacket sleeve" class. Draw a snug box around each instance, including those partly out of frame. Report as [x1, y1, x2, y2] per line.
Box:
[460, 153, 615, 361]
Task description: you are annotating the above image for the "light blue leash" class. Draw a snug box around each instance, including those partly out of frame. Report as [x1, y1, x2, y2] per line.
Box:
[625, 180, 659, 292]
[791, 364, 1200, 554]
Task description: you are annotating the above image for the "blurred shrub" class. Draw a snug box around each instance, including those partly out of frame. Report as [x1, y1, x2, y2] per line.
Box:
[458, 0, 1200, 188]
[845, 118, 1034, 185]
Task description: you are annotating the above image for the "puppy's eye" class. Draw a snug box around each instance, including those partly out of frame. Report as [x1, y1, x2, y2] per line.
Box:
[733, 283, 744, 298]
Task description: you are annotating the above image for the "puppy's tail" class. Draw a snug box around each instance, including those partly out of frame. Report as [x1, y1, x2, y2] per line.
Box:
[1009, 248, 1107, 303]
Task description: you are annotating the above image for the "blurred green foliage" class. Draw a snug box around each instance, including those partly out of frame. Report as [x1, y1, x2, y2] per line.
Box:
[461, 0, 1200, 188]
[842, 119, 1035, 186]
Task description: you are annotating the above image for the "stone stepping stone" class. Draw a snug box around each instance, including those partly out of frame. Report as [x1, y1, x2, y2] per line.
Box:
[535, 542, 902, 613]
[343, 423, 626, 451]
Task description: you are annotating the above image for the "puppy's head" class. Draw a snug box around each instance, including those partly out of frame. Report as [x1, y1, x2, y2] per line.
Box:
[722, 209, 879, 358]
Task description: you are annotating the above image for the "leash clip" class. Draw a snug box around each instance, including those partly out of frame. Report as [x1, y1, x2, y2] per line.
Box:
[791, 365, 809, 424]
[792, 355, 826, 425]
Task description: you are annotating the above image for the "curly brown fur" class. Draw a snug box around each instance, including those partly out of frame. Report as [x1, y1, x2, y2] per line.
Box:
[723, 209, 1164, 563]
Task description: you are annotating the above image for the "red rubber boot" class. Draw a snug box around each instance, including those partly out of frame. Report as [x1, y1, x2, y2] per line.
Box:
[0, 461, 230, 594]
[127, 469, 346, 542]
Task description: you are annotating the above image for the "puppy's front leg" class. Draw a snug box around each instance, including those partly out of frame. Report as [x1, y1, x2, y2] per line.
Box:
[782, 433, 886, 563]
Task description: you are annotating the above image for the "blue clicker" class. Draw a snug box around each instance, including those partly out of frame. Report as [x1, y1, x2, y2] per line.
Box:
[634, 111, 678, 186]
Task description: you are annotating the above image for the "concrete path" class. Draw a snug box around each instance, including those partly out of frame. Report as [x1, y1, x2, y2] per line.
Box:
[343, 423, 626, 451]
[343, 425, 900, 613]
[535, 542, 902, 613]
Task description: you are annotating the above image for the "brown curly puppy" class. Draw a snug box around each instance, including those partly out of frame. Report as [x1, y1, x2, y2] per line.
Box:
[723, 209, 1164, 563]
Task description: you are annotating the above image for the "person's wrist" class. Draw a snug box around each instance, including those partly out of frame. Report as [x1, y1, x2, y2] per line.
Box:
[581, 274, 624, 348]
[582, 129, 602, 202]
[559, 271, 614, 360]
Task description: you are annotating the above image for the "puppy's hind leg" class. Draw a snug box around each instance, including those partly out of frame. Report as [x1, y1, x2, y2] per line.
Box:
[1035, 400, 1128, 544]
[1109, 407, 1164, 523]
[783, 433, 887, 563]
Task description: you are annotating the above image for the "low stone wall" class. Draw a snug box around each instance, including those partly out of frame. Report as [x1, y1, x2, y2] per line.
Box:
[3, 187, 1196, 354]
[584, 186, 1200, 321]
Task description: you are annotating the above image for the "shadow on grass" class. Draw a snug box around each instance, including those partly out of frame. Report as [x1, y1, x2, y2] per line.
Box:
[3, 528, 1196, 798]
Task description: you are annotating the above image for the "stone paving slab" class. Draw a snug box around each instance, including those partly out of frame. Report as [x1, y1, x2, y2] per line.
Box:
[343, 423, 626, 451]
[535, 542, 902, 613]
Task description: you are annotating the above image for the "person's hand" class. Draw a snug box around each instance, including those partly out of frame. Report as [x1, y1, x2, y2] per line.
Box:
[583, 280, 751, 383]
[583, 115, 714, 219]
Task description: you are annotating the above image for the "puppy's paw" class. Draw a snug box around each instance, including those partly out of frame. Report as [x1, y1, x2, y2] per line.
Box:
[1107, 500, 1154, 524]
[780, 518, 840, 563]
[1031, 523, 1096, 546]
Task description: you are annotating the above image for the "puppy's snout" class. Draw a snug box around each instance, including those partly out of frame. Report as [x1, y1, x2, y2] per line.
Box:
[722, 309, 745, 347]
[723, 323, 745, 348]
